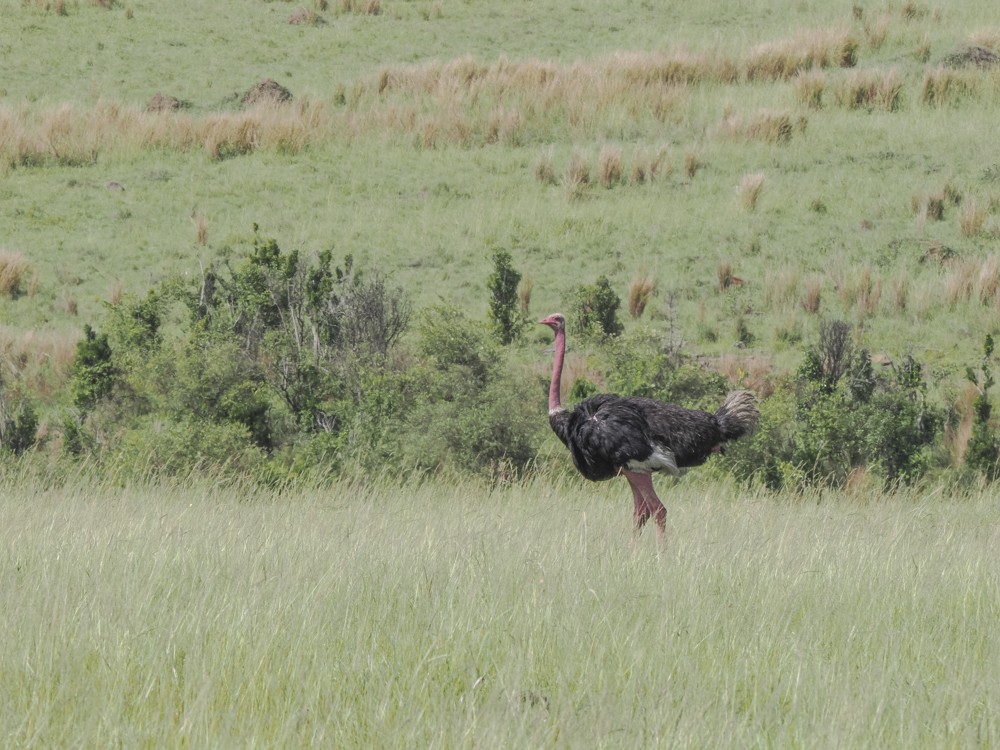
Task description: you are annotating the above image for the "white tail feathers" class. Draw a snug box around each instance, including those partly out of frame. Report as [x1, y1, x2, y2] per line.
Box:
[716, 390, 760, 441]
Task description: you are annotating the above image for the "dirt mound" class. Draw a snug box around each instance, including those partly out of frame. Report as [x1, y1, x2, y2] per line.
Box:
[240, 79, 293, 108]
[941, 45, 1000, 69]
[288, 8, 326, 24]
[146, 93, 187, 112]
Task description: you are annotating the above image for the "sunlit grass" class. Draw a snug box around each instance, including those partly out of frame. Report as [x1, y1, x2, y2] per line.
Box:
[1, 473, 997, 747]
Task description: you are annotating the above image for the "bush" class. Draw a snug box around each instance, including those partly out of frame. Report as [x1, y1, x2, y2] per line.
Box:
[569, 275, 624, 338]
[398, 306, 542, 476]
[486, 249, 526, 345]
[112, 417, 265, 480]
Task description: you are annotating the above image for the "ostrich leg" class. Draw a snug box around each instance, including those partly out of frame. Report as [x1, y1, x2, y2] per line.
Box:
[623, 470, 667, 538]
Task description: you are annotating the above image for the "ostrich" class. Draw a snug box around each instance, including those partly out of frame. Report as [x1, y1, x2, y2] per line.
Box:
[539, 312, 759, 538]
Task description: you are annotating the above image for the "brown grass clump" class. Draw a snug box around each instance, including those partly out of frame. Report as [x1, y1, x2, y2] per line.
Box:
[738, 172, 766, 212]
[794, 71, 826, 108]
[832, 69, 903, 111]
[801, 277, 822, 314]
[976, 256, 1000, 305]
[968, 29, 1000, 53]
[193, 212, 208, 246]
[864, 13, 892, 51]
[891, 271, 910, 311]
[717, 262, 735, 292]
[518, 276, 534, 316]
[534, 150, 557, 185]
[627, 274, 656, 318]
[744, 27, 858, 81]
[912, 189, 946, 222]
[564, 151, 590, 190]
[0, 252, 30, 298]
[718, 109, 794, 144]
[960, 199, 988, 237]
[598, 145, 623, 188]
[339, 0, 381, 13]
[919, 67, 996, 107]
[629, 146, 670, 184]
[683, 148, 702, 181]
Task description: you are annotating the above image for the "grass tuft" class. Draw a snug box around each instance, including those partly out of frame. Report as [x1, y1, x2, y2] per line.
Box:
[627, 274, 656, 318]
[738, 172, 766, 211]
[832, 69, 903, 111]
[0, 251, 30, 298]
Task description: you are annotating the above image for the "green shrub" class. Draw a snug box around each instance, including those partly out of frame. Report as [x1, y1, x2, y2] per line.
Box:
[486, 248, 526, 345]
[112, 417, 265, 480]
[70, 325, 117, 409]
[569, 275, 624, 338]
[963, 335, 1000, 480]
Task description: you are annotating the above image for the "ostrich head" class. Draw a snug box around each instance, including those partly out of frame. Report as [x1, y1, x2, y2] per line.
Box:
[538, 313, 566, 332]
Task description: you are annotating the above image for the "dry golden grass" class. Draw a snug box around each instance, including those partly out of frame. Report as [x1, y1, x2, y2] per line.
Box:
[890, 270, 910, 312]
[597, 145, 623, 188]
[832, 69, 903, 111]
[518, 276, 534, 316]
[627, 274, 656, 318]
[920, 67, 984, 107]
[683, 147, 702, 181]
[944, 258, 978, 307]
[744, 27, 858, 81]
[0, 326, 79, 400]
[719, 109, 795, 144]
[564, 151, 590, 189]
[0, 251, 30, 298]
[945, 383, 980, 467]
[968, 28, 1000, 51]
[763, 268, 800, 310]
[801, 277, 822, 314]
[794, 71, 826, 108]
[534, 150, 556, 185]
[738, 172, 766, 211]
[193, 212, 208, 246]
[0, 100, 333, 168]
[864, 13, 892, 51]
[960, 198, 988, 237]
[912, 189, 947, 222]
[717, 261, 735, 292]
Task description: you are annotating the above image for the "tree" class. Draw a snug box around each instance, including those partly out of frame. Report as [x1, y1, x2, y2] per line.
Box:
[486, 249, 525, 345]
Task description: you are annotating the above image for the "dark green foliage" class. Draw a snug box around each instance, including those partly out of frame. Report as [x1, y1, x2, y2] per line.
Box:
[398, 306, 541, 475]
[486, 248, 525, 345]
[569, 275, 623, 338]
[603, 328, 725, 408]
[70, 325, 116, 409]
[112, 417, 265, 480]
[63, 229, 412, 479]
[963, 335, 1000, 480]
[731, 322, 940, 490]
[0, 401, 37, 456]
[569, 376, 599, 402]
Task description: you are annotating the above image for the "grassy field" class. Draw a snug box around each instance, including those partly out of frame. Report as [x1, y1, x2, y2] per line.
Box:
[1, 473, 998, 747]
[3, 0, 1000, 392]
[3, 5, 1000, 743]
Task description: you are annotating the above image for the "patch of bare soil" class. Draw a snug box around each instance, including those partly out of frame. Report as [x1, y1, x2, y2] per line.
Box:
[240, 79, 293, 108]
[288, 8, 326, 24]
[941, 45, 1000, 69]
[146, 93, 187, 112]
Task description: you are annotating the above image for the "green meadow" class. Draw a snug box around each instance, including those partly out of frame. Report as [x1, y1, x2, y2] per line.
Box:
[3, 1, 1000, 745]
[2, 474, 999, 747]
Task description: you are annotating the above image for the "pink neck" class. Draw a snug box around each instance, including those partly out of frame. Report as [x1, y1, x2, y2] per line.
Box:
[549, 327, 565, 413]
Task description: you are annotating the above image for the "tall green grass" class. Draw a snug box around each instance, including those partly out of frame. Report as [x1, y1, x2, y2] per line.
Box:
[2, 473, 997, 747]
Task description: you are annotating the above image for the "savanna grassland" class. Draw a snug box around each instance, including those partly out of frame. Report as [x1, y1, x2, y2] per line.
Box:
[3, 1, 1000, 746]
[2, 473, 999, 747]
